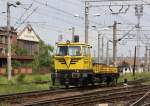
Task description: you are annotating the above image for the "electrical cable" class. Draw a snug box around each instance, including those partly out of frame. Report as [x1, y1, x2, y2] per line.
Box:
[15, 7, 38, 30]
[14, 3, 33, 27]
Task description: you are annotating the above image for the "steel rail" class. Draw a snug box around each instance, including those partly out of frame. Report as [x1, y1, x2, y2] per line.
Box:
[0, 87, 77, 103]
[0, 79, 145, 104]
[130, 89, 150, 106]
[59, 88, 149, 106]
[22, 85, 150, 106]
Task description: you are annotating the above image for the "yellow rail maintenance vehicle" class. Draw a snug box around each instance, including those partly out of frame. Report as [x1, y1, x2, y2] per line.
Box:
[54, 38, 119, 88]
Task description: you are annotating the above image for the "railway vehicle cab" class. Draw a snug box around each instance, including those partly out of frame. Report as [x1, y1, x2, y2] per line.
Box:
[54, 39, 93, 87]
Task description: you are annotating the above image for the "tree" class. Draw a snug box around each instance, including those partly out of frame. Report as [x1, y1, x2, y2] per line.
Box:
[32, 41, 54, 72]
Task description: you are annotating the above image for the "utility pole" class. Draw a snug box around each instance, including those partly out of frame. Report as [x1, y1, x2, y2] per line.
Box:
[85, 1, 89, 43]
[98, 32, 100, 63]
[101, 36, 104, 61]
[149, 49, 150, 72]
[71, 27, 75, 42]
[113, 21, 117, 65]
[133, 46, 136, 78]
[7, 2, 12, 81]
[145, 46, 148, 72]
[135, 4, 143, 71]
[6, 1, 20, 80]
[106, 40, 110, 65]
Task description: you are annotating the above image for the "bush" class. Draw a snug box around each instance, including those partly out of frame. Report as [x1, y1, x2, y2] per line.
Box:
[34, 75, 43, 82]
[16, 74, 26, 83]
[12, 60, 21, 69]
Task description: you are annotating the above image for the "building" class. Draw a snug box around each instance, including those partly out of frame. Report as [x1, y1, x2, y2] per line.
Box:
[0, 24, 40, 68]
[116, 57, 145, 74]
[17, 24, 40, 55]
[0, 27, 17, 55]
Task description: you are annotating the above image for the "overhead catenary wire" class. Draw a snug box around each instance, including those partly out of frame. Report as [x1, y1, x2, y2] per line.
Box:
[31, 0, 105, 28]
[1, 0, 150, 41]
[35, 9, 84, 28]
[18, 4, 85, 27]
[14, 3, 33, 27]
[15, 5, 85, 34]
[15, 7, 38, 30]
[60, 0, 84, 7]
[31, 0, 84, 19]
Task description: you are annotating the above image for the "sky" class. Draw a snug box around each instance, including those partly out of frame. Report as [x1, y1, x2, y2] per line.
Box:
[1, 0, 150, 58]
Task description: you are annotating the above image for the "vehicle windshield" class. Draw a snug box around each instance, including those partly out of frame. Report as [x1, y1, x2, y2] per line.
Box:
[56, 46, 81, 56]
[68, 46, 81, 56]
[56, 46, 68, 56]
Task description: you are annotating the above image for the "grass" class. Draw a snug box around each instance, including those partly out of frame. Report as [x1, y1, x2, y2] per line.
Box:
[0, 74, 61, 95]
[0, 72, 150, 95]
[118, 72, 150, 83]
[0, 84, 48, 95]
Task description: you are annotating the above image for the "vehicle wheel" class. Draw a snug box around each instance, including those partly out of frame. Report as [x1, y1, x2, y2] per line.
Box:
[112, 78, 117, 86]
[106, 77, 111, 86]
[65, 84, 69, 89]
[91, 81, 94, 86]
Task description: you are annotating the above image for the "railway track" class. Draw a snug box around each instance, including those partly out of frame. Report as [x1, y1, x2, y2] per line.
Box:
[21, 85, 150, 106]
[0, 87, 79, 104]
[0, 85, 117, 104]
[0, 79, 146, 105]
[130, 89, 150, 106]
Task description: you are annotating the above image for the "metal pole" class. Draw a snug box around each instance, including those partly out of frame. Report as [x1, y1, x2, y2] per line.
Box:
[72, 27, 75, 42]
[101, 36, 104, 61]
[136, 15, 140, 72]
[7, 2, 12, 80]
[85, 1, 89, 43]
[149, 49, 150, 72]
[113, 21, 117, 64]
[98, 32, 100, 63]
[133, 46, 136, 77]
[145, 46, 148, 72]
[135, 4, 143, 72]
[106, 41, 110, 65]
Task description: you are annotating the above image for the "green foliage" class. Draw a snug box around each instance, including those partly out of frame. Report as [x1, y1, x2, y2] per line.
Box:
[0, 76, 8, 84]
[12, 44, 28, 56]
[0, 74, 57, 95]
[118, 72, 150, 83]
[12, 60, 21, 69]
[17, 48, 28, 55]
[38, 41, 54, 66]
[11, 42, 54, 73]
[34, 75, 43, 82]
[32, 41, 54, 72]
[0, 83, 49, 95]
[16, 74, 26, 83]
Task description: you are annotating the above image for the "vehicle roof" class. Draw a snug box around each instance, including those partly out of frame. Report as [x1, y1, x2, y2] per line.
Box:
[56, 42, 91, 46]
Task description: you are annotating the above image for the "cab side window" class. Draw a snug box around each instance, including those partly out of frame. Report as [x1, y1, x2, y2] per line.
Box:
[83, 47, 86, 56]
[88, 47, 91, 56]
[83, 46, 89, 56]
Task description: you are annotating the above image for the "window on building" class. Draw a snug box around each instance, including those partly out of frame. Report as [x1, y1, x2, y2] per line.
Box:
[0, 36, 3, 43]
[5, 36, 7, 43]
[0, 48, 3, 54]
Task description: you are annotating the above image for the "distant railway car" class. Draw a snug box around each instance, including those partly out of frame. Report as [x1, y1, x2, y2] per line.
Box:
[54, 40, 119, 88]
